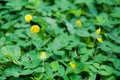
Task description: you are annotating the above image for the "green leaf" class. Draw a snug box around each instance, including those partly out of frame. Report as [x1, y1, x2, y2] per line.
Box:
[5, 65, 21, 77]
[28, 0, 41, 7]
[66, 41, 80, 50]
[70, 74, 81, 80]
[1, 45, 21, 61]
[113, 59, 120, 70]
[87, 42, 94, 48]
[58, 65, 65, 76]
[13, 23, 30, 28]
[15, 29, 27, 38]
[76, 63, 85, 73]
[32, 39, 43, 49]
[63, 74, 69, 80]
[66, 22, 75, 34]
[89, 65, 98, 72]
[108, 27, 120, 44]
[54, 0, 73, 11]
[21, 53, 40, 68]
[34, 67, 42, 73]
[17, 40, 31, 47]
[89, 72, 97, 80]
[106, 76, 116, 80]
[44, 17, 61, 35]
[6, 0, 26, 11]
[96, 0, 115, 5]
[99, 41, 120, 53]
[1, 22, 11, 29]
[86, 2, 97, 15]
[98, 65, 113, 76]
[47, 33, 70, 51]
[99, 41, 113, 53]
[113, 70, 120, 76]
[0, 37, 6, 47]
[94, 54, 110, 63]
[51, 61, 59, 72]
[79, 48, 94, 56]
[92, 63, 100, 69]
[54, 50, 65, 56]
[45, 63, 53, 76]
[21, 69, 33, 75]
[80, 55, 89, 62]
[111, 7, 120, 18]
[68, 9, 82, 17]
[95, 13, 108, 25]
[76, 29, 90, 37]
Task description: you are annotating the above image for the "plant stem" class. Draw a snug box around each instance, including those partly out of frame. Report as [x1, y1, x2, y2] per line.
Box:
[42, 59, 44, 72]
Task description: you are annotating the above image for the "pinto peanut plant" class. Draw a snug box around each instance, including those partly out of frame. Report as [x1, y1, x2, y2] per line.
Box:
[0, 0, 120, 80]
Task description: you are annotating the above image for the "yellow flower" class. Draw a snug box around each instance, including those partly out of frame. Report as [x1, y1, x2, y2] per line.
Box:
[76, 20, 82, 26]
[69, 62, 76, 69]
[24, 14, 32, 22]
[30, 25, 40, 33]
[96, 28, 101, 34]
[40, 52, 47, 59]
[97, 38, 103, 43]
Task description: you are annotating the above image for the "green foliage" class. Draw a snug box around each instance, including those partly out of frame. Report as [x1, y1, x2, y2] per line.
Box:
[0, 0, 120, 80]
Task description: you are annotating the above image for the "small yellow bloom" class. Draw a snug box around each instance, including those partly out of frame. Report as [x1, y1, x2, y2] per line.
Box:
[69, 62, 76, 69]
[24, 14, 32, 22]
[97, 38, 103, 43]
[76, 20, 82, 26]
[96, 28, 101, 34]
[40, 52, 47, 59]
[30, 25, 40, 33]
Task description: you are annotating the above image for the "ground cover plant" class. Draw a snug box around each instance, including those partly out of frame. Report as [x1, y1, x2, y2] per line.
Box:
[0, 0, 120, 80]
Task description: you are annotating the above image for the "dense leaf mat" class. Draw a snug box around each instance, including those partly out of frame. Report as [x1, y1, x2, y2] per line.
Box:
[0, 0, 120, 80]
